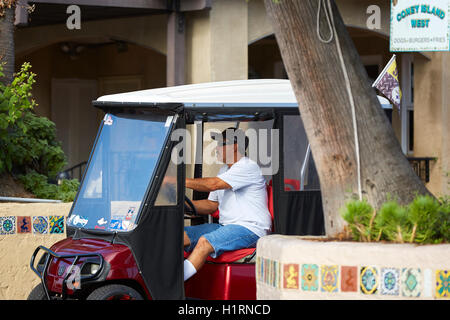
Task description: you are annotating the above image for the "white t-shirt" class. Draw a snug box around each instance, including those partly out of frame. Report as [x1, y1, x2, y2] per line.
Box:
[208, 157, 272, 237]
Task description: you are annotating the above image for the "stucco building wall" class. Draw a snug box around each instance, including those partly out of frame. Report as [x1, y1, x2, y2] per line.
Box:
[0, 203, 72, 300]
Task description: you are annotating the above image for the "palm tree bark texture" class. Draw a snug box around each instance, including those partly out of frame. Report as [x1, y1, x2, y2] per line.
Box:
[264, 0, 430, 237]
[0, 0, 16, 85]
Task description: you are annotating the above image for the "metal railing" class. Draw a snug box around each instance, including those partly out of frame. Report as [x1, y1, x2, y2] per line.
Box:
[58, 161, 87, 182]
[407, 157, 436, 183]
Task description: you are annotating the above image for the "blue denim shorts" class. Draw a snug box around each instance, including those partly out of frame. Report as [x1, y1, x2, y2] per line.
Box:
[184, 223, 259, 258]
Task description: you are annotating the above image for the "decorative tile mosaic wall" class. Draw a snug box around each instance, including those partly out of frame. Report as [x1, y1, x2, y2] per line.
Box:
[0, 216, 65, 235]
[256, 258, 449, 299]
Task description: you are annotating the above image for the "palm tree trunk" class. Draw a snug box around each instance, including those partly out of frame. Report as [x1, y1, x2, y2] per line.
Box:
[264, 0, 431, 237]
[0, 3, 16, 85]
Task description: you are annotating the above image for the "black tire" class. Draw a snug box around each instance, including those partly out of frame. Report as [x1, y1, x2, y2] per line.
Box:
[86, 284, 143, 300]
[27, 284, 48, 300]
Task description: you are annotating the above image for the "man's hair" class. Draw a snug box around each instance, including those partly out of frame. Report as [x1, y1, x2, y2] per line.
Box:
[212, 127, 249, 155]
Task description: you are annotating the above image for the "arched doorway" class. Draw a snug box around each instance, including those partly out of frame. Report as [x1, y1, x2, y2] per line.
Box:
[16, 39, 166, 171]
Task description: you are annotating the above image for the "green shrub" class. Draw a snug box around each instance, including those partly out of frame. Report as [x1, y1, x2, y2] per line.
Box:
[376, 200, 410, 243]
[435, 196, 450, 243]
[341, 195, 449, 244]
[1, 62, 79, 201]
[340, 199, 376, 242]
[407, 195, 440, 243]
[7, 111, 66, 177]
[19, 171, 79, 202]
[0, 62, 36, 173]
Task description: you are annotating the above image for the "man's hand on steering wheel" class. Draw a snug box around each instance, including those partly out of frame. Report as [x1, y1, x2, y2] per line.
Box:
[184, 196, 198, 218]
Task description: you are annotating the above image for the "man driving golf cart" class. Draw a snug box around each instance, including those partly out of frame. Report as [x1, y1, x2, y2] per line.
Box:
[183, 127, 272, 281]
[28, 80, 325, 300]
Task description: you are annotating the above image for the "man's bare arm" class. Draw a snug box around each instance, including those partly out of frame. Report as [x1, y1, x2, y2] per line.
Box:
[185, 177, 231, 192]
[191, 199, 219, 215]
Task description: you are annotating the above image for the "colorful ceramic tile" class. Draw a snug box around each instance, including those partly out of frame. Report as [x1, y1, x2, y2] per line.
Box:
[301, 264, 319, 291]
[259, 257, 264, 283]
[276, 261, 281, 288]
[17, 216, 32, 234]
[321, 265, 339, 293]
[341, 266, 358, 292]
[264, 258, 269, 284]
[267, 259, 272, 285]
[256, 257, 262, 282]
[380, 268, 400, 296]
[360, 266, 378, 295]
[435, 270, 450, 299]
[32, 216, 48, 234]
[49, 216, 65, 234]
[401, 268, 422, 297]
[283, 264, 299, 289]
[0, 216, 16, 235]
[271, 260, 279, 288]
[424, 269, 432, 298]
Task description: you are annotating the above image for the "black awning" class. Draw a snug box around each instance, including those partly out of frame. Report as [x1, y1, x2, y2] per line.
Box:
[20, 2, 168, 27]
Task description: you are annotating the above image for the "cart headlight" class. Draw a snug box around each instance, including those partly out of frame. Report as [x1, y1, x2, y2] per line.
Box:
[36, 253, 49, 274]
[81, 262, 101, 276]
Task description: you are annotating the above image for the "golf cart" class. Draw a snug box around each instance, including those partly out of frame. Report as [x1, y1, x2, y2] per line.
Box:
[28, 79, 324, 300]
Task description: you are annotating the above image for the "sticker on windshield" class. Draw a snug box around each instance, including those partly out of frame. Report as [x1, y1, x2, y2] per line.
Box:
[70, 215, 89, 227]
[109, 219, 124, 231]
[165, 115, 174, 127]
[104, 114, 113, 126]
[97, 217, 108, 225]
[95, 218, 108, 230]
[126, 207, 135, 220]
[109, 218, 135, 231]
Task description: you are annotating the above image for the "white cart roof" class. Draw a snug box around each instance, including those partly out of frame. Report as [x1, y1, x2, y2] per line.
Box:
[96, 79, 390, 109]
[96, 79, 297, 105]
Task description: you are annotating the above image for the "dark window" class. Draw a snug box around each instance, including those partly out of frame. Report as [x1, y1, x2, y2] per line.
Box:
[408, 110, 414, 152]
[283, 115, 320, 191]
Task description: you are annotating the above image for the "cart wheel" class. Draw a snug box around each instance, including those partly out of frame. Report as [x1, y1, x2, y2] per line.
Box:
[27, 284, 48, 300]
[86, 284, 143, 300]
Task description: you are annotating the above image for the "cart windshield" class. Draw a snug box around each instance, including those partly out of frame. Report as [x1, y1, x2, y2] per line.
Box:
[67, 113, 174, 232]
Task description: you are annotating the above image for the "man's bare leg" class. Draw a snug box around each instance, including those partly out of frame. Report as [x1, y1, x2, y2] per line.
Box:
[188, 236, 214, 271]
[183, 236, 214, 281]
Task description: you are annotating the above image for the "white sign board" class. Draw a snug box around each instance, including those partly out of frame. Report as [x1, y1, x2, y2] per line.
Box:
[390, 0, 450, 52]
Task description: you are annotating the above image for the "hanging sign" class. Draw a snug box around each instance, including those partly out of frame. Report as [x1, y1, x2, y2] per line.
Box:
[390, 0, 450, 52]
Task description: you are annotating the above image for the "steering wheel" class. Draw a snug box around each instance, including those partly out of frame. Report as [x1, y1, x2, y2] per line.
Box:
[184, 196, 198, 218]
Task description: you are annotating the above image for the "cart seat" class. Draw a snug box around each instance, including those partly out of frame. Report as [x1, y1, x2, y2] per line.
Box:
[185, 183, 274, 264]
[184, 248, 257, 263]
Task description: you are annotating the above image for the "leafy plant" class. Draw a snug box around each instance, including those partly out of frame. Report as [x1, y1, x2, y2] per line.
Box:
[19, 171, 79, 202]
[1, 62, 79, 201]
[7, 111, 66, 177]
[407, 195, 440, 243]
[0, 62, 36, 172]
[377, 200, 412, 243]
[341, 195, 449, 244]
[434, 196, 450, 243]
[340, 198, 376, 242]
